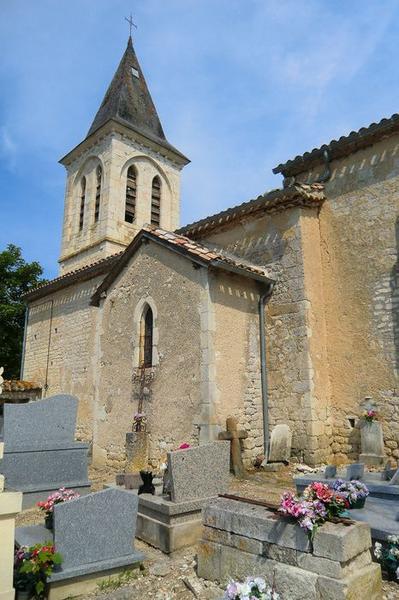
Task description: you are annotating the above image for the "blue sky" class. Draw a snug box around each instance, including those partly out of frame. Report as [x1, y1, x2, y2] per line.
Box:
[1, 0, 398, 278]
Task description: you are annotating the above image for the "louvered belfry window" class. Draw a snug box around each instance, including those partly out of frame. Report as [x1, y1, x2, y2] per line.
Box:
[125, 165, 137, 223]
[94, 165, 102, 222]
[79, 176, 86, 231]
[151, 176, 161, 226]
[139, 306, 153, 368]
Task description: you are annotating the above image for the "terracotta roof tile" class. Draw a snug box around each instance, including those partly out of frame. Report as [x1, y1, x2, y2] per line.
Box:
[142, 225, 273, 280]
[273, 113, 399, 177]
[177, 183, 325, 239]
[2, 380, 41, 392]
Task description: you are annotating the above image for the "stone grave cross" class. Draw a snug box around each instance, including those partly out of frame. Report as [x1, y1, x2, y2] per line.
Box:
[218, 416, 248, 478]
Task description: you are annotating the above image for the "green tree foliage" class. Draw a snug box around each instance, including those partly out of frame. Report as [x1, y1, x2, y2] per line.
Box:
[0, 245, 45, 379]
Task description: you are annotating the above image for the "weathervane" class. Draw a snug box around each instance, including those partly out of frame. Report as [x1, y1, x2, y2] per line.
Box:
[125, 13, 137, 38]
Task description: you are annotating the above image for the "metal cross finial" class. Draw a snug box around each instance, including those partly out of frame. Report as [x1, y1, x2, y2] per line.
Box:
[125, 13, 137, 38]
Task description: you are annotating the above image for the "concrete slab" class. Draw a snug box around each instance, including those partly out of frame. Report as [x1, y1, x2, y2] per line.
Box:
[349, 497, 399, 542]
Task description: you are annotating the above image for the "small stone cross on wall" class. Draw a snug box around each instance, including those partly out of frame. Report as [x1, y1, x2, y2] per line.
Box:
[218, 417, 248, 478]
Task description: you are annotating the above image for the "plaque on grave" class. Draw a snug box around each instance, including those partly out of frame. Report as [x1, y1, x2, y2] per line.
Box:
[346, 463, 364, 480]
[359, 420, 385, 467]
[325, 465, 337, 479]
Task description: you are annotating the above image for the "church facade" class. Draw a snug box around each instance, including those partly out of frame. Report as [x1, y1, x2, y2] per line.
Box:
[22, 38, 398, 468]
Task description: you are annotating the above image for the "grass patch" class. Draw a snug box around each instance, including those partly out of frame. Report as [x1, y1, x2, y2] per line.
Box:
[97, 568, 139, 592]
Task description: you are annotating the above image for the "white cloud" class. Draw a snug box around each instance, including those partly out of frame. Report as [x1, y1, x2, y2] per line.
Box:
[0, 126, 17, 171]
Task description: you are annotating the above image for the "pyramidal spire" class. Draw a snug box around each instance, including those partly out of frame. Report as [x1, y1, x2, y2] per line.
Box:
[87, 36, 166, 143]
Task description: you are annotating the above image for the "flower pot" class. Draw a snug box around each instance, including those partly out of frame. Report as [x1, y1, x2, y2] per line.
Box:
[350, 497, 366, 509]
[44, 513, 53, 529]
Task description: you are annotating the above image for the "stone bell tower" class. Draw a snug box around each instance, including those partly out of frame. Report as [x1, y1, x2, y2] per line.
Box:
[58, 36, 189, 274]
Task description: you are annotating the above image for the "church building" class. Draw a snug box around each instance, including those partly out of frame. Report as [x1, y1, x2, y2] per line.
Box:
[22, 37, 398, 468]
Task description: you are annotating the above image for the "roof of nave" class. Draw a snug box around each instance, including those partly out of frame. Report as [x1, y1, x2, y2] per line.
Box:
[90, 225, 274, 306]
[273, 112, 399, 178]
[177, 182, 325, 239]
[22, 252, 123, 303]
[22, 225, 274, 306]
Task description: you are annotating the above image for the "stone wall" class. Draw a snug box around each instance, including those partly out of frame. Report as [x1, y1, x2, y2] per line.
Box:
[296, 132, 399, 463]
[201, 206, 330, 464]
[210, 270, 263, 466]
[59, 129, 183, 274]
[22, 276, 102, 443]
[198, 497, 381, 599]
[93, 242, 204, 468]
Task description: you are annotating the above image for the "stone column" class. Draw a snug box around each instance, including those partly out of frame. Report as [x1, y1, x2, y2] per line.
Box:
[0, 442, 23, 600]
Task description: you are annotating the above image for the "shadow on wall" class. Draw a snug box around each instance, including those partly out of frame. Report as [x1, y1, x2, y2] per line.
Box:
[391, 216, 399, 377]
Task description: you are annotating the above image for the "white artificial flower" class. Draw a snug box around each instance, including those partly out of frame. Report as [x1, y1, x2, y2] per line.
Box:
[253, 577, 267, 592]
[374, 542, 382, 559]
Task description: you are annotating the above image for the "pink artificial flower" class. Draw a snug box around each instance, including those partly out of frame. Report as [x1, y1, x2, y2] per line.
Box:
[178, 443, 191, 450]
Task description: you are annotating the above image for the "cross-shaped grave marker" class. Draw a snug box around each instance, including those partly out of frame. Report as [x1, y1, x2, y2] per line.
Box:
[218, 416, 248, 478]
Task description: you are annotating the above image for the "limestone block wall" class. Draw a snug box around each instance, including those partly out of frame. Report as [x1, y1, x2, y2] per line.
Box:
[210, 270, 263, 466]
[23, 276, 102, 443]
[60, 130, 182, 274]
[198, 497, 381, 599]
[93, 242, 204, 468]
[297, 133, 399, 462]
[202, 207, 330, 464]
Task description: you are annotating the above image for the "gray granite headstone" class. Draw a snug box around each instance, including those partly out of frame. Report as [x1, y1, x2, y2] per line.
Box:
[268, 424, 292, 463]
[2, 394, 78, 449]
[15, 488, 144, 580]
[325, 465, 337, 478]
[54, 488, 140, 571]
[346, 463, 364, 480]
[0, 394, 90, 507]
[168, 442, 230, 503]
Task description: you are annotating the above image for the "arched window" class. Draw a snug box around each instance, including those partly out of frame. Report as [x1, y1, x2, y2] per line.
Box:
[139, 305, 153, 368]
[79, 176, 86, 231]
[151, 176, 161, 227]
[125, 165, 137, 224]
[94, 165, 102, 222]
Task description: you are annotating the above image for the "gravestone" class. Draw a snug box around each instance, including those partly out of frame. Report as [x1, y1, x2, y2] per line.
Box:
[0, 394, 90, 507]
[168, 441, 230, 502]
[198, 497, 382, 597]
[16, 488, 144, 597]
[389, 466, 399, 486]
[136, 442, 230, 553]
[325, 464, 337, 478]
[346, 463, 365, 480]
[382, 460, 395, 481]
[218, 417, 247, 478]
[359, 420, 385, 467]
[268, 424, 292, 463]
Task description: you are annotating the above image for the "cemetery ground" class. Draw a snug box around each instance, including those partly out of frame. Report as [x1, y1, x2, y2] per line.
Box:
[15, 464, 398, 600]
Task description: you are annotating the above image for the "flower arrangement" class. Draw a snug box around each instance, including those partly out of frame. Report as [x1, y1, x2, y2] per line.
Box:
[332, 479, 369, 508]
[133, 412, 147, 432]
[37, 488, 80, 529]
[364, 409, 377, 423]
[223, 576, 279, 599]
[374, 536, 399, 581]
[279, 482, 348, 539]
[14, 543, 62, 598]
